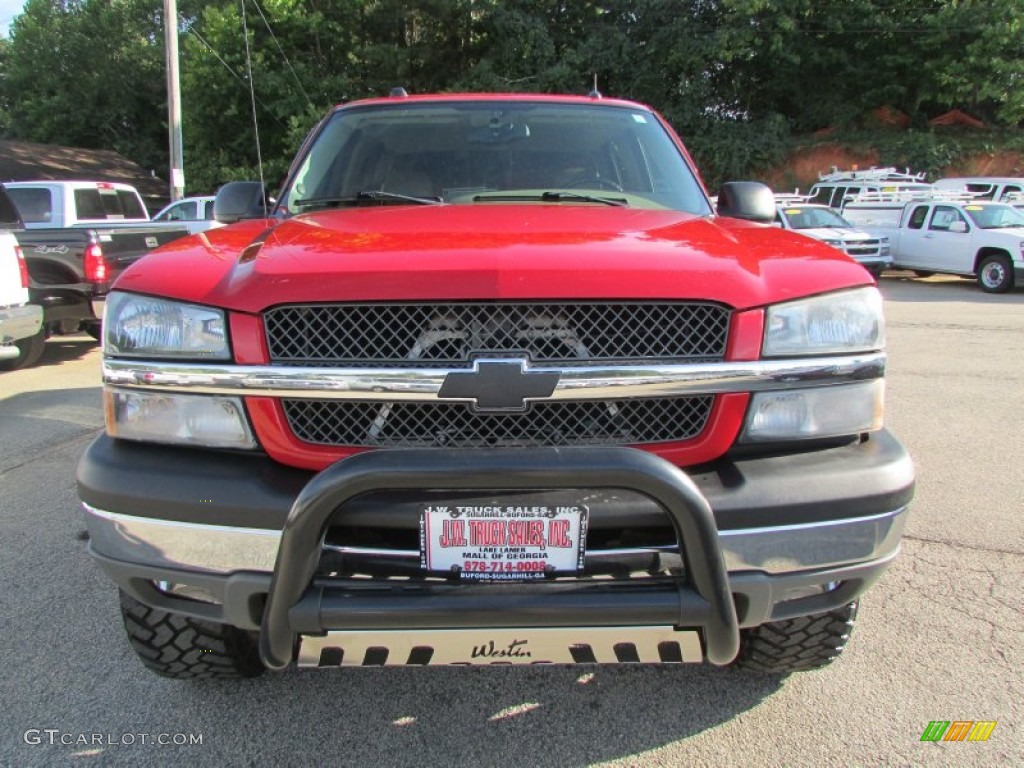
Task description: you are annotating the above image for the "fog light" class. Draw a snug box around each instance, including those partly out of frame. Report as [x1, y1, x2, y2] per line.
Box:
[105, 388, 256, 449]
[742, 380, 884, 442]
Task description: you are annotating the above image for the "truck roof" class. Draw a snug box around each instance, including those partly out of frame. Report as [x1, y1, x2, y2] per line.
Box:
[337, 92, 656, 112]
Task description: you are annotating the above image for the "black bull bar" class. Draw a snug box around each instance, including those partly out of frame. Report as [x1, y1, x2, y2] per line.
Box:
[259, 446, 741, 669]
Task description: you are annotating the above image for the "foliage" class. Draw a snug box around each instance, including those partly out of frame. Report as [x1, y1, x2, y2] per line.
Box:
[791, 127, 1024, 183]
[0, 0, 1022, 194]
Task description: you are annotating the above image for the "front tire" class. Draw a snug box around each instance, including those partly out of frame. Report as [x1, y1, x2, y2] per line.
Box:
[0, 327, 45, 371]
[732, 601, 858, 674]
[119, 591, 265, 679]
[977, 254, 1014, 293]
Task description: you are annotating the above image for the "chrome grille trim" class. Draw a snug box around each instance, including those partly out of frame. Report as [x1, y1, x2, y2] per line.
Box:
[102, 352, 886, 400]
[283, 396, 713, 447]
[264, 302, 730, 365]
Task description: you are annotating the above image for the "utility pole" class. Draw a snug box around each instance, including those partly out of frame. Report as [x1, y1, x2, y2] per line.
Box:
[164, 0, 185, 201]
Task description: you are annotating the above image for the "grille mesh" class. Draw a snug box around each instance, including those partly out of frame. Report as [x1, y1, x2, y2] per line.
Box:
[845, 241, 882, 256]
[264, 302, 729, 365]
[284, 397, 713, 448]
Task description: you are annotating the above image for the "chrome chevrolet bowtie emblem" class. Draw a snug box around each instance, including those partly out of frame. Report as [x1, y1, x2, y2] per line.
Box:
[438, 359, 560, 412]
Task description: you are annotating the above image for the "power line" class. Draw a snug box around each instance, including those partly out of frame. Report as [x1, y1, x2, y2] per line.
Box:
[248, 0, 315, 111]
[181, 17, 287, 128]
[240, 0, 266, 197]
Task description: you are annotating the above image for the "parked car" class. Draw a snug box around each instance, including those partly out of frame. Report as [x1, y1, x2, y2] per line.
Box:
[5, 180, 154, 228]
[933, 177, 1024, 203]
[774, 202, 892, 276]
[152, 195, 222, 234]
[871, 200, 1024, 292]
[807, 167, 933, 211]
[0, 188, 44, 370]
[804, 167, 967, 230]
[79, 92, 913, 680]
[2, 181, 190, 340]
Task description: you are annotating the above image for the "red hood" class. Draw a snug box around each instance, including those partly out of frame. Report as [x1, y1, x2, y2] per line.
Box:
[115, 205, 871, 313]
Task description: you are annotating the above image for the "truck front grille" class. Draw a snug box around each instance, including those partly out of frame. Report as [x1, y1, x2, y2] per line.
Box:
[844, 242, 882, 256]
[264, 302, 730, 365]
[283, 396, 714, 448]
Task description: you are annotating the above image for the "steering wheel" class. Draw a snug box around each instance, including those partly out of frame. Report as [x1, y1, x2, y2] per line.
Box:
[564, 176, 624, 192]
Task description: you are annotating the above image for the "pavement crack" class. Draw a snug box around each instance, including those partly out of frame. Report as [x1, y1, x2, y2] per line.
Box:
[0, 429, 100, 476]
[902, 533, 1024, 558]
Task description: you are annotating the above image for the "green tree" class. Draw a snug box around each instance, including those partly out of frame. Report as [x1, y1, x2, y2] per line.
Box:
[2, 0, 1022, 197]
[2, 0, 171, 174]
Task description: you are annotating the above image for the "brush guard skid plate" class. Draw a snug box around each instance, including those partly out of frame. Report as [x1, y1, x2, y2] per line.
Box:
[259, 446, 740, 669]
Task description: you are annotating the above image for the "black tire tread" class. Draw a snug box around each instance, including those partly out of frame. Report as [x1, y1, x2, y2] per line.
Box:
[734, 601, 858, 674]
[119, 591, 264, 679]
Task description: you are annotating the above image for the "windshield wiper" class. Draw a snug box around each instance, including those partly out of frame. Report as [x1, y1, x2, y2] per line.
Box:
[293, 190, 443, 209]
[472, 191, 628, 207]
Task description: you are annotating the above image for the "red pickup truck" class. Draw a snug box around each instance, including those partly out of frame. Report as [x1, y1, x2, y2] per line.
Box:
[77, 93, 914, 679]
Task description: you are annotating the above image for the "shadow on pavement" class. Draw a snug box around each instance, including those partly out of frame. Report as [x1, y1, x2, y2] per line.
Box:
[878, 271, 1024, 304]
[177, 661, 787, 766]
[34, 334, 100, 368]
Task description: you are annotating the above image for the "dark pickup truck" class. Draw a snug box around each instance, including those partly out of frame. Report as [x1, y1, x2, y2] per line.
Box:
[2, 182, 190, 338]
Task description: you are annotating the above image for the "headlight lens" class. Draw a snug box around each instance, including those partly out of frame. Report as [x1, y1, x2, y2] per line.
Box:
[742, 380, 884, 442]
[763, 287, 884, 356]
[104, 291, 229, 359]
[105, 389, 256, 449]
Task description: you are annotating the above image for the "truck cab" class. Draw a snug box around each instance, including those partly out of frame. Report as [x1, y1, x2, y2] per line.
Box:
[887, 200, 1024, 292]
[806, 167, 934, 227]
[77, 93, 914, 679]
[5, 181, 151, 228]
[933, 176, 1024, 204]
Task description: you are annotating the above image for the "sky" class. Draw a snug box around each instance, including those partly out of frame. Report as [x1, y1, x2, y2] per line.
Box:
[0, 0, 24, 37]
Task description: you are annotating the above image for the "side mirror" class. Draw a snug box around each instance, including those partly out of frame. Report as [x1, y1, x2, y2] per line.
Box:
[715, 181, 776, 224]
[949, 220, 968, 233]
[213, 181, 270, 224]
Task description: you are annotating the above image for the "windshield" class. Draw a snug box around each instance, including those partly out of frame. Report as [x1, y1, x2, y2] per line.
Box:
[280, 100, 711, 214]
[962, 203, 1024, 229]
[781, 206, 851, 229]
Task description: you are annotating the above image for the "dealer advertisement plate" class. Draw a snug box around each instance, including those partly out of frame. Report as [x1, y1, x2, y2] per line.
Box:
[420, 502, 589, 580]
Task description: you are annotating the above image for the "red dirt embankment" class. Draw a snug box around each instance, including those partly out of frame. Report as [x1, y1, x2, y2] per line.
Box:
[761, 144, 1024, 194]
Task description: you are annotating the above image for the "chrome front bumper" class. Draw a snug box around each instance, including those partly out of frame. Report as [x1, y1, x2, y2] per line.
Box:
[83, 502, 907, 579]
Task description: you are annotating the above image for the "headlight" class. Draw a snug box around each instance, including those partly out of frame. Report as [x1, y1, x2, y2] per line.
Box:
[821, 239, 842, 247]
[763, 287, 884, 356]
[104, 291, 229, 359]
[741, 380, 884, 442]
[105, 389, 256, 449]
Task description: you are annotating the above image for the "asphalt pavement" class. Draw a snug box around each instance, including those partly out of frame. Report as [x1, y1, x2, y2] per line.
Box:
[0, 273, 1021, 767]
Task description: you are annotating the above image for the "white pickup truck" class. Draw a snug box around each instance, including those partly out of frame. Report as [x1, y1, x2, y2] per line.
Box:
[0, 188, 44, 370]
[4, 180, 154, 228]
[876, 200, 1024, 292]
